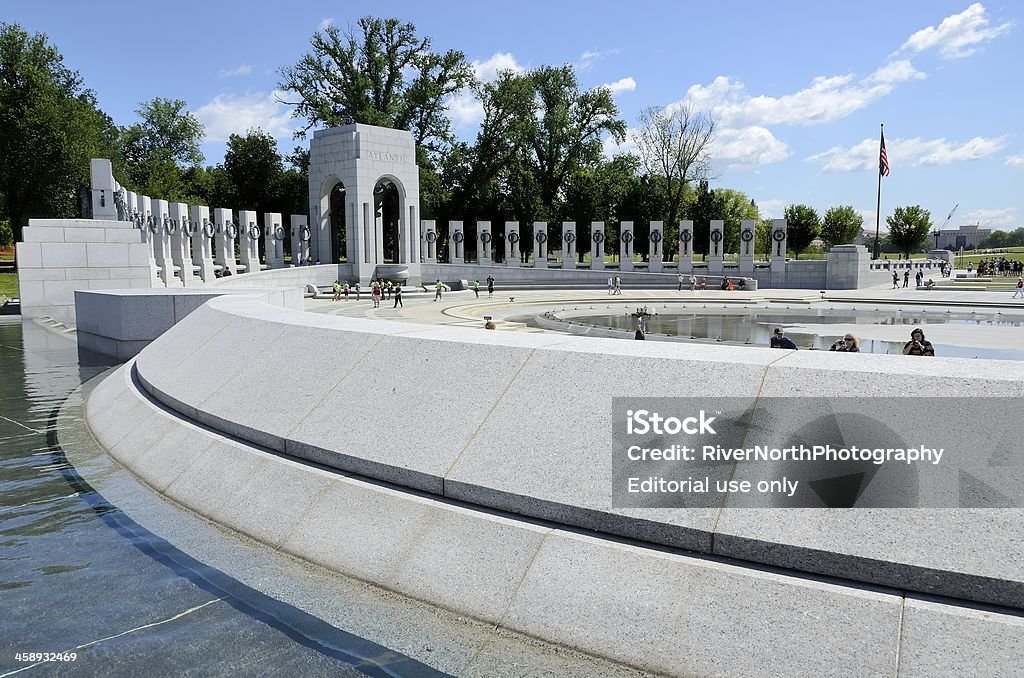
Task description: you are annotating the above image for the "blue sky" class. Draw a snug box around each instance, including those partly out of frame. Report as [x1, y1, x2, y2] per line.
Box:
[7, 1, 1022, 230]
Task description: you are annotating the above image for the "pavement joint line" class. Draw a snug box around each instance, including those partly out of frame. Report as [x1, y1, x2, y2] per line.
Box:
[892, 594, 907, 678]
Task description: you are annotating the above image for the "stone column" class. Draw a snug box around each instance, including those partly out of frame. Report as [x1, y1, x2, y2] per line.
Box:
[168, 202, 196, 286]
[619, 221, 634, 272]
[770, 218, 788, 288]
[591, 222, 605, 271]
[152, 199, 182, 286]
[291, 215, 310, 266]
[190, 205, 216, 282]
[213, 208, 236, 275]
[739, 219, 755, 277]
[506, 221, 520, 268]
[707, 219, 724, 276]
[135, 194, 161, 286]
[561, 222, 576, 269]
[478, 221, 492, 265]
[450, 220, 465, 264]
[238, 209, 260, 273]
[678, 221, 694, 274]
[648, 221, 664, 273]
[422, 220, 437, 264]
[534, 221, 548, 269]
[825, 244, 870, 290]
[90, 159, 118, 220]
[264, 213, 285, 268]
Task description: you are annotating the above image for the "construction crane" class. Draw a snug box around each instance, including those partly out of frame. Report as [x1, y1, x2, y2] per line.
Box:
[933, 203, 958, 249]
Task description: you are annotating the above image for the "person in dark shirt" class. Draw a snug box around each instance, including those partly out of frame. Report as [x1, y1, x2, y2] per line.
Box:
[902, 328, 935, 356]
[770, 328, 797, 349]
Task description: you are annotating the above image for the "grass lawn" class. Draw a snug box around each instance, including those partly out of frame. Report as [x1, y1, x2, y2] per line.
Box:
[0, 271, 18, 301]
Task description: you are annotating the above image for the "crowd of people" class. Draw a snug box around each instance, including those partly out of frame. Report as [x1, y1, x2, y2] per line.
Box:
[770, 327, 935, 356]
[971, 257, 1024, 277]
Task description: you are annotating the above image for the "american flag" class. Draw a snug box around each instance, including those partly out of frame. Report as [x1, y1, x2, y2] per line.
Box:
[879, 128, 890, 177]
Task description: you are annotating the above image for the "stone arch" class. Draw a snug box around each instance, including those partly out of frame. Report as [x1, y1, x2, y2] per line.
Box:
[318, 175, 347, 263]
[373, 174, 407, 264]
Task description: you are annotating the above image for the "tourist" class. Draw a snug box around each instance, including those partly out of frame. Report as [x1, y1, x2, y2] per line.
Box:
[371, 280, 381, 307]
[925, 278, 935, 290]
[720, 276, 730, 291]
[354, 282, 361, 301]
[677, 273, 684, 291]
[902, 328, 935, 356]
[915, 270, 923, 287]
[967, 262, 974, 275]
[892, 271, 899, 289]
[484, 320, 496, 330]
[434, 278, 445, 301]
[829, 334, 860, 352]
[689, 275, 697, 292]
[393, 283, 403, 308]
[737, 279, 747, 290]
[607, 276, 614, 295]
[614, 275, 622, 295]
[473, 280, 480, 298]
[699, 277, 706, 291]
[486, 275, 495, 298]
[903, 270, 910, 288]
[1014, 277, 1024, 299]
[343, 282, 350, 300]
[385, 280, 393, 300]
[332, 280, 342, 302]
[770, 328, 797, 350]
[634, 323, 645, 340]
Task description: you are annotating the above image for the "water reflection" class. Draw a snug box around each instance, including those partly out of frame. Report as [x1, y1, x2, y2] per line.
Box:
[574, 309, 1024, 360]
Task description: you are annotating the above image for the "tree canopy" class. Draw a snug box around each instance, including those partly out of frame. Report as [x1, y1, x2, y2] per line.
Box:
[0, 22, 119, 251]
[278, 16, 473, 158]
[119, 97, 205, 200]
[783, 204, 821, 259]
[886, 205, 932, 258]
[820, 205, 864, 250]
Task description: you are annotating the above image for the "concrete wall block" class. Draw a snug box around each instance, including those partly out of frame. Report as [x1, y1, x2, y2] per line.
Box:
[86, 242, 130, 268]
[41, 243, 88, 268]
[128, 243, 154, 267]
[43, 280, 85, 305]
[18, 281, 46, 306]
[17, 267, 66, 282]
[63, 227, 108, 243]
[64, 267, 111, 281]
[104, 227, 144, 243]
[23, 226, 66, 243]
[14, 242, 43, 269]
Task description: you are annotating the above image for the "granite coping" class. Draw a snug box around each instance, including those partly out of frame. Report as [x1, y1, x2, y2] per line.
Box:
[128, 294, 1024, 609]
[83, 361, 1024, 677]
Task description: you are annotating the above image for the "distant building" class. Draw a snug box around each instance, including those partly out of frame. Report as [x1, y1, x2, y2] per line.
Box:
[935, 224, 991, 250]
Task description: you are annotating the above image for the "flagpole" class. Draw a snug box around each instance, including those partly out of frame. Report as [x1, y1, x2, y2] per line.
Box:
[874, 123, 883, 260]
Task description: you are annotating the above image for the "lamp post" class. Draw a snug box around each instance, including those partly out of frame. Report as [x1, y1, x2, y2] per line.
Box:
[932, 230, 940, 250]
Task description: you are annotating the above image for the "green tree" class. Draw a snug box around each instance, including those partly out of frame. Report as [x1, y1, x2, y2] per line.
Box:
[820, 205, 864, 250]
[886, 205, 932, 258]
[684, 180, 725, 257]
[0, 23, 119, 254]
[714, 188, 758, 254]
[634, 104, 715, 232]
[222, 129, 284, 217]
[278, 16, 473, 158]
[120, 97, 204, 199]
[783, 204, 821, 259]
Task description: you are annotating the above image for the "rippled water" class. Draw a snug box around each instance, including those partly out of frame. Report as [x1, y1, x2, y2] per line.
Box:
[577, 309, 1024, 360]
[0, 320, 445, 677]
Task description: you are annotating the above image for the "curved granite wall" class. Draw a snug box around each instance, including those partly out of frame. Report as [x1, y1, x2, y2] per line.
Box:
[116, 294, 1024, 610]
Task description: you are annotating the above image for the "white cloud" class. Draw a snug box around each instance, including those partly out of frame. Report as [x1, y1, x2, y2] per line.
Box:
[963, 207, 1018, 228]
[807, 134, 1007, 173]
[194, 91, 295, 142]
[1006, 154, 1024, 167]
[577, 48, 620, 71]
[899, 3, 1013, 59]
[218, 65, 252, 78]
[602, 128, 638, 158]
[756, 199, 788, 219]
[472, 52, 525, 82]
[601, 77, 636, 95]
[712, 126, 790, 171]
[318, 17, 333, 31]
[677, 61, 923, 129]
[447, 92, 485, 128]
